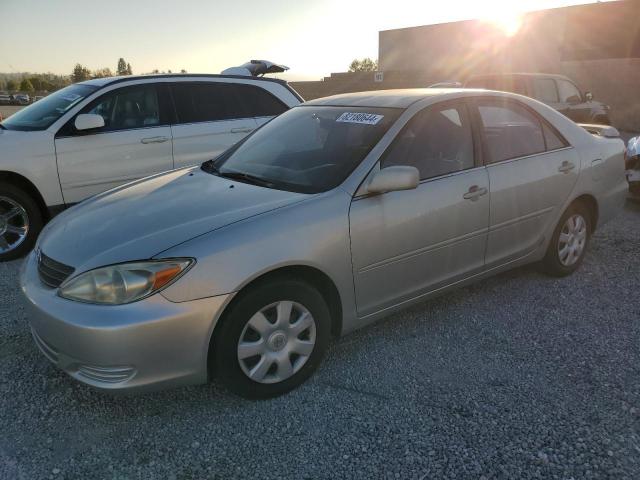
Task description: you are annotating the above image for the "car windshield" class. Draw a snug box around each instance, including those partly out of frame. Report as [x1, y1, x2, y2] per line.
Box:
[1, 84, 97, 131]
[206, 106, 401, 193]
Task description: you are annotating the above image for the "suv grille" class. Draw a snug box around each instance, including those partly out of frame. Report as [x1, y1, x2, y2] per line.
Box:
[38, 251, 75, 288]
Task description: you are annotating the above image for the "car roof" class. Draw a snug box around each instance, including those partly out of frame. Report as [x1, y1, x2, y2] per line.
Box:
[77, 73, 291, 88]
[304, 88, 488, 108]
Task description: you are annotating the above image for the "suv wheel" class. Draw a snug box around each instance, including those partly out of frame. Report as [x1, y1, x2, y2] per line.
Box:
[0, 183, 43, 261]
[214, 278, 331, 399]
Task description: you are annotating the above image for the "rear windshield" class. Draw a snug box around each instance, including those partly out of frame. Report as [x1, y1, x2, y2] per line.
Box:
[208, 106, 401, 193]
[1, 84, 97, 131]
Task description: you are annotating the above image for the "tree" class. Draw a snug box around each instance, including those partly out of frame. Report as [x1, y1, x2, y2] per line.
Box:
[180, 69, 187, 73]
[72, 64, 92, 83]
[117, 58, 128, 75]
[93, 67, 114, 78]
[126, 63, 133, 75]
[348, 58, 378, 72]
[27, 77, 43, 91]
[19, 78, 34, 92]
[6, 79, 17, 91]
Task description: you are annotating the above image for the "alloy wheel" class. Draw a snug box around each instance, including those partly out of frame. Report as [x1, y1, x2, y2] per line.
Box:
[0, 196, 29, 254]
[237, 301, 316, 384]
[557, 214, 587, 267]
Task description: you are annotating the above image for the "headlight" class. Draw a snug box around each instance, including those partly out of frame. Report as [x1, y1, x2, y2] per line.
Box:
[58, 259, 194, 305]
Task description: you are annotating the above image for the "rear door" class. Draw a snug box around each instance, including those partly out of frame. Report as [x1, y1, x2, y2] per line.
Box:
[55, 83, 173, 204]
[472, 98, 580, 266]
[170, 81, 258, 168]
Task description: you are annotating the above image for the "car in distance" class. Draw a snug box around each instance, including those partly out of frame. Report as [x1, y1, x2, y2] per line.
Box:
[465, 73, 612, 125]
[0, 94, 12, 105]
[0, 73, 301, 261]
[21, 89, 627, 399]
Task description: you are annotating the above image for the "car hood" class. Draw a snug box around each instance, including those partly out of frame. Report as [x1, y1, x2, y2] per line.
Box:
[38, 167, 309, 272]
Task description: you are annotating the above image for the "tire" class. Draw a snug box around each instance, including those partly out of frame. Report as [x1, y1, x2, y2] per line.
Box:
[541, 202, 591, 277]
[213, 278, 331, 399]
[0, 182, 43, 261]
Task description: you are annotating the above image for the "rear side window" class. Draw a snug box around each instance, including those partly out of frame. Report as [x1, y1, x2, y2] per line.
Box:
[532, 78, 559, 103]
[235, 84, 288, 117]
[171, 83, 245, 123]
[477, 100, 546, 163]
[542, 122, 569, 150]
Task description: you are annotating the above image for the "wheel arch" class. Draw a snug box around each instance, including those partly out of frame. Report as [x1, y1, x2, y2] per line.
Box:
[571, 193, 599, 233]
[207, 264, 343, 376]
[0, 171, 50, 221]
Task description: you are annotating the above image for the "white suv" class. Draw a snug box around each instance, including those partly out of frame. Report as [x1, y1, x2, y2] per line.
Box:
[0, 74, 302, 260]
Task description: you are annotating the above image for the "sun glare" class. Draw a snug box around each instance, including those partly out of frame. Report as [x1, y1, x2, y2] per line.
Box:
[484, 11, 524, 37]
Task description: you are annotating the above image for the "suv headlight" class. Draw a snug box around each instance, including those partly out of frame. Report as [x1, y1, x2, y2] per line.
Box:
[58, 259, 194, 305]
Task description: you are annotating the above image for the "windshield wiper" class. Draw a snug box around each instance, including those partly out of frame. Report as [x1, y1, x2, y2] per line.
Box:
[218, 171, 275, 188]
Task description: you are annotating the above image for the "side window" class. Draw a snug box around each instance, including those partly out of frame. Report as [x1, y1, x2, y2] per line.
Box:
[84, 85, 161, 132]
[532, 78, 559, 103]
[171, 83, 244, 123]
[477, 101, 546, 163]
[542, 122, 569, 151]
[235, 84, 288, 117]
[382, 103, 475, 180]
[557, 80, 582, 103]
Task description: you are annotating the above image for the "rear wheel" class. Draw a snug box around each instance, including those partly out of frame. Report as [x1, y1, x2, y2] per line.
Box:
[542, 203, 591, 277]
[213, 278, 331, 399]
[0, 183, 43, 261]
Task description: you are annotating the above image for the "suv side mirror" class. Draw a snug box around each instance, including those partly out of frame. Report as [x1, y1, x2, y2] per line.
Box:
[367, 166, 419, 194]
[75, 113, 105, 131]
[585, 91, 593, 101]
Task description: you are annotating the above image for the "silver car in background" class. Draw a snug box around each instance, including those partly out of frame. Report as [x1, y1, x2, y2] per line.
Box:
[21, 89, 627, 399]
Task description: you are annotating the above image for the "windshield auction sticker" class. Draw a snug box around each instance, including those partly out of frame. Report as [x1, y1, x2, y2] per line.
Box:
[336, 112, 384, 125]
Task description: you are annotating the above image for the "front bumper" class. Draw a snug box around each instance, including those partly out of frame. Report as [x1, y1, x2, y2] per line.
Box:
[20, 251, 232, 393]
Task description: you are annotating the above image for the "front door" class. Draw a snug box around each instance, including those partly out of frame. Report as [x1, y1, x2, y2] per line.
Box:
[349, 101, 490, 316]
[471, 98, 580, 266]
[55, 84, 173, 204]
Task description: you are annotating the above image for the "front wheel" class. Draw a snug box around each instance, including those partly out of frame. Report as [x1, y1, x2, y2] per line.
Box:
[541, 203, 591, 277]
[0, 183, 43, 261]
[213, 279, 331, 399]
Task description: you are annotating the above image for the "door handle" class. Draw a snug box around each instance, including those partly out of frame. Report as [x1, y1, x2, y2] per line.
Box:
[230, 127, 254, 134]
[141, 136, 169, 144]
[558, 161, 576, 173]
[463, 185, 488, 201]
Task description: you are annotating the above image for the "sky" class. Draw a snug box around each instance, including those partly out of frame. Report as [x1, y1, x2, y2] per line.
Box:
[0, 0, 607, 81]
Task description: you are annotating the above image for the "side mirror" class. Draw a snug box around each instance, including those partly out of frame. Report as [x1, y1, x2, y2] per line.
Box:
[74, 113, 105, 131]
[585, 91, 593, 102]
[367, 166, 419, 194]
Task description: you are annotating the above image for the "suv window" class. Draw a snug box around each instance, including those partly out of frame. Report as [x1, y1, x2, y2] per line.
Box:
[557, 80, 582, 103]
[532, 78, 559, 103]
[235, 84, 288, 117]
[171, 82, 246, 123]
[84, 85, 161, 132]
[382, 103, 474, 180]
[476, 100, 546, 163]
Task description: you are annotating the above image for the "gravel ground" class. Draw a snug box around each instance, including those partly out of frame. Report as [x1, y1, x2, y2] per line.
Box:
[1, 202, 639, 480]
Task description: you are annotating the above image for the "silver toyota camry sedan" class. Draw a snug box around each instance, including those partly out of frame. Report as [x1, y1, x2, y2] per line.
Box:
[21, 89, 627, 399]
